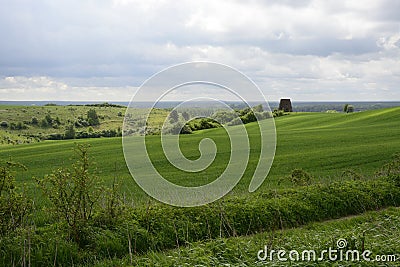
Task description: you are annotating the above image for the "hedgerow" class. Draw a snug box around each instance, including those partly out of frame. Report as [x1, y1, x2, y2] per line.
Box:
[130, 178, 400, 253]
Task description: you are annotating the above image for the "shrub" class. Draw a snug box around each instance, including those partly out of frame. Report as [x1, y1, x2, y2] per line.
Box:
[36, 144, 102, 245]
[0, 161, 31, 234]
[343, 104, 349, 112]
[240, 111, 256, 124]
[289, 168, 313, 186]
[273, 109, 285, 117]
[344, 104, 355, 113]
[376, 153, 400, 186]
[45, 114, 53, 124]
[168, 110, 179, 123]
[40, 118, 48, 128]
[227, 117, 242, 126]
[182, 111, 190, 121]
[341, 169, 364, 181]
[31, 117, 39, 125]
[0, 121, 8, 128]
[212, 110, 236, 124]
[87, 109, 100, 126]
[253, 104, 263, 112]
[10, 122, 28, 130]
[64, 124, 76, 139]
[346, 105, 354, 113]
[124, 178, 400, 253]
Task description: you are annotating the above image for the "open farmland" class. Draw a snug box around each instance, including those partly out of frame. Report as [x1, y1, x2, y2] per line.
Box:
[0, 106, 400, 266]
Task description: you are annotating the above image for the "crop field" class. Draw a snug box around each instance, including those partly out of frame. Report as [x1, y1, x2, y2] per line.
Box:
[1, 107, 400, 202]
[0, 105, 400, 266]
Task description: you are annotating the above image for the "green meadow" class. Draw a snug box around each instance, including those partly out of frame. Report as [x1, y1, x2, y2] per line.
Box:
[1, 107, 400, 201]
[0, 105, 400, 266]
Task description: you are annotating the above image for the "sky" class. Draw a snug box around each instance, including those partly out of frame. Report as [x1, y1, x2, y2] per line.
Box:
[0, 0, 399, 101]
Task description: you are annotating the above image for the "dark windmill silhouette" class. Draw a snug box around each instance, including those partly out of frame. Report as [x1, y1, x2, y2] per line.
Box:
[278, 99, 293, 112]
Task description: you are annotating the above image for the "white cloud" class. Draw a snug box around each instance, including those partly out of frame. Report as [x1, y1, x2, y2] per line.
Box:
[0, 76, 135, 101]
[0, 0, 399, 101]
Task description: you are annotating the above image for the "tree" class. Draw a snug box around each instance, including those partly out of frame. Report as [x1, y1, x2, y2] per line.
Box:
[343, 104, 354, 113]
[31, 117, 39, 125]
[253, 104, 263, 113]
[64, 124, 76, 139]
[182, 111, 190, 121]
[169, 110, 179, 123]
[346, 105, 354, 113]
[87, 109, 100, 126]
[0, 121, 8, 128]
[45, 114, 53, 124]
[40, 118, 48, 128]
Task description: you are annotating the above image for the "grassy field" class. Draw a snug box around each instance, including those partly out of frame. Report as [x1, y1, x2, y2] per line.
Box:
[1, 106, 399, 204]
[110, 207, 400, 266]
[1, 106, 400, 266]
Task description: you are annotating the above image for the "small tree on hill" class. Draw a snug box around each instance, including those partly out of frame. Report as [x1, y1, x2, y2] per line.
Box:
[169, 110, 179, 123]
[346, 105, 354, 113]
[343, 104, 354, 113]
[182, 111, 190, 121]
[64, 124, 76, 139]
[87, 109, 100, 126]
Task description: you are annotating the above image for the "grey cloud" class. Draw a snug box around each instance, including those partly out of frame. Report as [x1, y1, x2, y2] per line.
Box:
[0, 0, 399, 101]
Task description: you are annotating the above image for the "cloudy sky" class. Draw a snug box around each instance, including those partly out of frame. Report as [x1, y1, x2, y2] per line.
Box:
[0, 0, 399, 101]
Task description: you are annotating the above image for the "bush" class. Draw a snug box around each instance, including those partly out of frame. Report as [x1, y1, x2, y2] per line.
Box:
[273, 109, 285, 117]
[0, 121, 8, 128]
[289, 168, 313, 186]
[31, 117, 39, 125]
[124, 178, 400, 253]
[64, 124, 76, 139]
[376, 153, 400, 186]
[87, 109, 100, 126]
[0, 161, 31, 234]
[10, 121, 28, 130]
[168, 110, 179, 123]
[227, 117, 242, 126]
[240, 111, 256, 124]
[344, 104, 355, 113]
[36, 144, 102, 245]
[212, 110, 236, 124]
[40, 118, 48, 128]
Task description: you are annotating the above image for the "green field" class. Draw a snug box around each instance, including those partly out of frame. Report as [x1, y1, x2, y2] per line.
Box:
[1, 106, 400, 266]
[1, 107, 400, 203]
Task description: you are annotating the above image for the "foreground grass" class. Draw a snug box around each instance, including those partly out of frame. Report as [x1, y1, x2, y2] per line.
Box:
[100, 207, 400, 266]
[2, 175, 399, 266]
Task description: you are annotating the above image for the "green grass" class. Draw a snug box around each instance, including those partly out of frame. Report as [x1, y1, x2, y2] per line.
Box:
[122, 207, 400, 266]
[1, 106, 400, 266]
[1, 107, 400, 206]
